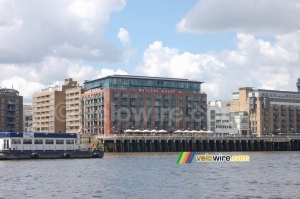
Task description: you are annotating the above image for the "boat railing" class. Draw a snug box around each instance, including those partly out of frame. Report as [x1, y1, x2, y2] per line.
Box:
[75, 144, 92, 151]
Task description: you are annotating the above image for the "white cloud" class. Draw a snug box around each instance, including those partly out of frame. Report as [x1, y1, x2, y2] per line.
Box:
[117, 27, 136, 63]
[177, 0, 300, 34]
[0, 0, 126, 63]
[117, 28, 130, 48]
[0, 57, 128, 103]
[0, 0, 131, 103]
[1, 77, 45, 103]
[137, 33, 300, 101]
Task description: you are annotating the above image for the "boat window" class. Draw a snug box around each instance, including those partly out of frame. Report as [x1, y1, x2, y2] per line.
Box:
[34, 139, 43, 144]
[66, 140, 75, 144]
[45, 139, 54, 144]
[56, 140, 64, 144]
[12, 139, 21, 144]
[23, 139, 32, 144]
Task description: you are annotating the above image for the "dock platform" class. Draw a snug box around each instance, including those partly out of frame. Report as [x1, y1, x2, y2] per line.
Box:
[96, 134, 300, 152]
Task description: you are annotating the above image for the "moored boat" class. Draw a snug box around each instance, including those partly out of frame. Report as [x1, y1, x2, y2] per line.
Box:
[0, 132, 103, 160]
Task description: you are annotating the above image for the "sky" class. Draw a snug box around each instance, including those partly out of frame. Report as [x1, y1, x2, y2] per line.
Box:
[1, 0, 300, 103]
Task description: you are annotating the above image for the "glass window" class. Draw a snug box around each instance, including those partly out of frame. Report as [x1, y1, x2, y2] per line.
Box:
[45, 139, 54, 144]
[12, 139, 21, 144]
[66, 140, 75, 145]
[23, 139, 32, 144]
[34, 139, 43, 144]
[56, 140, 64, 144]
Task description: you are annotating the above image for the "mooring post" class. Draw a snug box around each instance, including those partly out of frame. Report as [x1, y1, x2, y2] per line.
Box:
[180, 140, 183, 151]
[114, 139, 117, 152]
[144, 140, 147, 152]
[192, 139, 197, 151]
[137, 140, 140, 152]
[173, 140, 176, 152]
[200, 140, 204, 151]
[129, 140, 133, 152]
[121, 140, 124, 152]
[245, 140, 249, 151]
[206, 140, 210, 151]
[219, 139, 223, 151]
[214, 140, 217, 151]
[233, 140, 236, 151]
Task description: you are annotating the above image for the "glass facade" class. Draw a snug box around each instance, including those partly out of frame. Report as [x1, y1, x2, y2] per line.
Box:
[85, 75, 202, 93]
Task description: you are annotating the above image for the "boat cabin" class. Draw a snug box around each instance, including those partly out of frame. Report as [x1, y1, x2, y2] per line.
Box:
[0, 132, 78, 151]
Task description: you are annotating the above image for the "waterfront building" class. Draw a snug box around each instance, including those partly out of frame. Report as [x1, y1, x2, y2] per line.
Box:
[23, 105, 33, 132]
[0, 88, 23, 132]
[32, 78, 80, 133]
[207, 100, 249, 136]
[65, 87, 84, 133]
[229, 111, 250, 136]
[230, 87, 300, 136]
[82, 75, 207, 135]
[207, 101, 232, 135]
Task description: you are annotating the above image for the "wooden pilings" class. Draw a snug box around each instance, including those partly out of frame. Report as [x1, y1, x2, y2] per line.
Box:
[100, 136, 300, 152]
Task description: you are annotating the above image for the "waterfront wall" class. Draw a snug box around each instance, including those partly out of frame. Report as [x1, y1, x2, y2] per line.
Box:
[97, 135, 300, 152]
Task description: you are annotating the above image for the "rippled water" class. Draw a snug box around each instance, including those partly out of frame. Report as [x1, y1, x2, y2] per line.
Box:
[0, 152, 299, 198]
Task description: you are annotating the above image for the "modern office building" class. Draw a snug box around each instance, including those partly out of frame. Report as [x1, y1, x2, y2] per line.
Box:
[207, 101, 249, 136]
[0, 88, 23, 132]
[81, 75, 207, 135]
[230, 87, 300, 136]
[297, 78, 300, 92]
[23, 105, 33, 132]
[32, 78, 80, 133]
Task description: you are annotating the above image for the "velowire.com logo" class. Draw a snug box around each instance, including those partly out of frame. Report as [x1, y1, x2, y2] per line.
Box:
[177, 152, 250, 164]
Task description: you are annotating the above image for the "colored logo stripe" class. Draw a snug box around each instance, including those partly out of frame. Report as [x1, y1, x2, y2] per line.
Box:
[177, 152, 195, 164]
[186, 152, 196, 164]
[176, 152, 184, 164]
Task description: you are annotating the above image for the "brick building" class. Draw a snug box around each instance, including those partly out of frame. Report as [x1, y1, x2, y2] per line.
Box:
[81, 75, 207, 135]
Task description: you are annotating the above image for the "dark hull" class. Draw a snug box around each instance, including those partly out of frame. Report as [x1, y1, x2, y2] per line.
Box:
[0, 150, 104, 160]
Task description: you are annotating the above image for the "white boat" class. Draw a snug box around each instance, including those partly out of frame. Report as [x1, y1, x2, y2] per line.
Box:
[0, 132, 103, 160]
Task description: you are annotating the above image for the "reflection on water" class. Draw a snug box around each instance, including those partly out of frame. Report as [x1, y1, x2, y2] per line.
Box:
[0, 152, 299, 198]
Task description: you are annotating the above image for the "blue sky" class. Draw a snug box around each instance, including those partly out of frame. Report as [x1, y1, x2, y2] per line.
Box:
[103, 0, 237, 72]
[0, 0, 300, 103]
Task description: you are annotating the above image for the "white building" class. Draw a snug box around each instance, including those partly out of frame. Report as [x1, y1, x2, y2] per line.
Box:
[208, 101, 250, 136]
[23, 105, 32, 132]
[230, 111, 250, 136]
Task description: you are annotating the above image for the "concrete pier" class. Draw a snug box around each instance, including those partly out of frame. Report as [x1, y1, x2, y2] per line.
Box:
[98, 134, 300, 152]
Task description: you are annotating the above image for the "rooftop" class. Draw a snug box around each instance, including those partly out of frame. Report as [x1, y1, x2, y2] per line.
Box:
[0, 88, 20, 96]
[85, 75, 203, 84]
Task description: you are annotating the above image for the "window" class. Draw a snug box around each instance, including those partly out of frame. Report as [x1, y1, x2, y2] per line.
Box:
[66, 140, 75, 144]
[45, 139, 54, 144]
[12, 139, 21, 144]
[23, 139, 32, 144]
[56, 140, 64, 144]
[34, 139, 43, 144]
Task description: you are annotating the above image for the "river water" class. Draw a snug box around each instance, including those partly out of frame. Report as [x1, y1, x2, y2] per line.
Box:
[0, 152, 299, 199]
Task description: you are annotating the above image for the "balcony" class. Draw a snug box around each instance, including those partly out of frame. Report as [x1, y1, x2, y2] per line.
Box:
[121, 94, 128, 98]
[113, 94, 120, 98]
